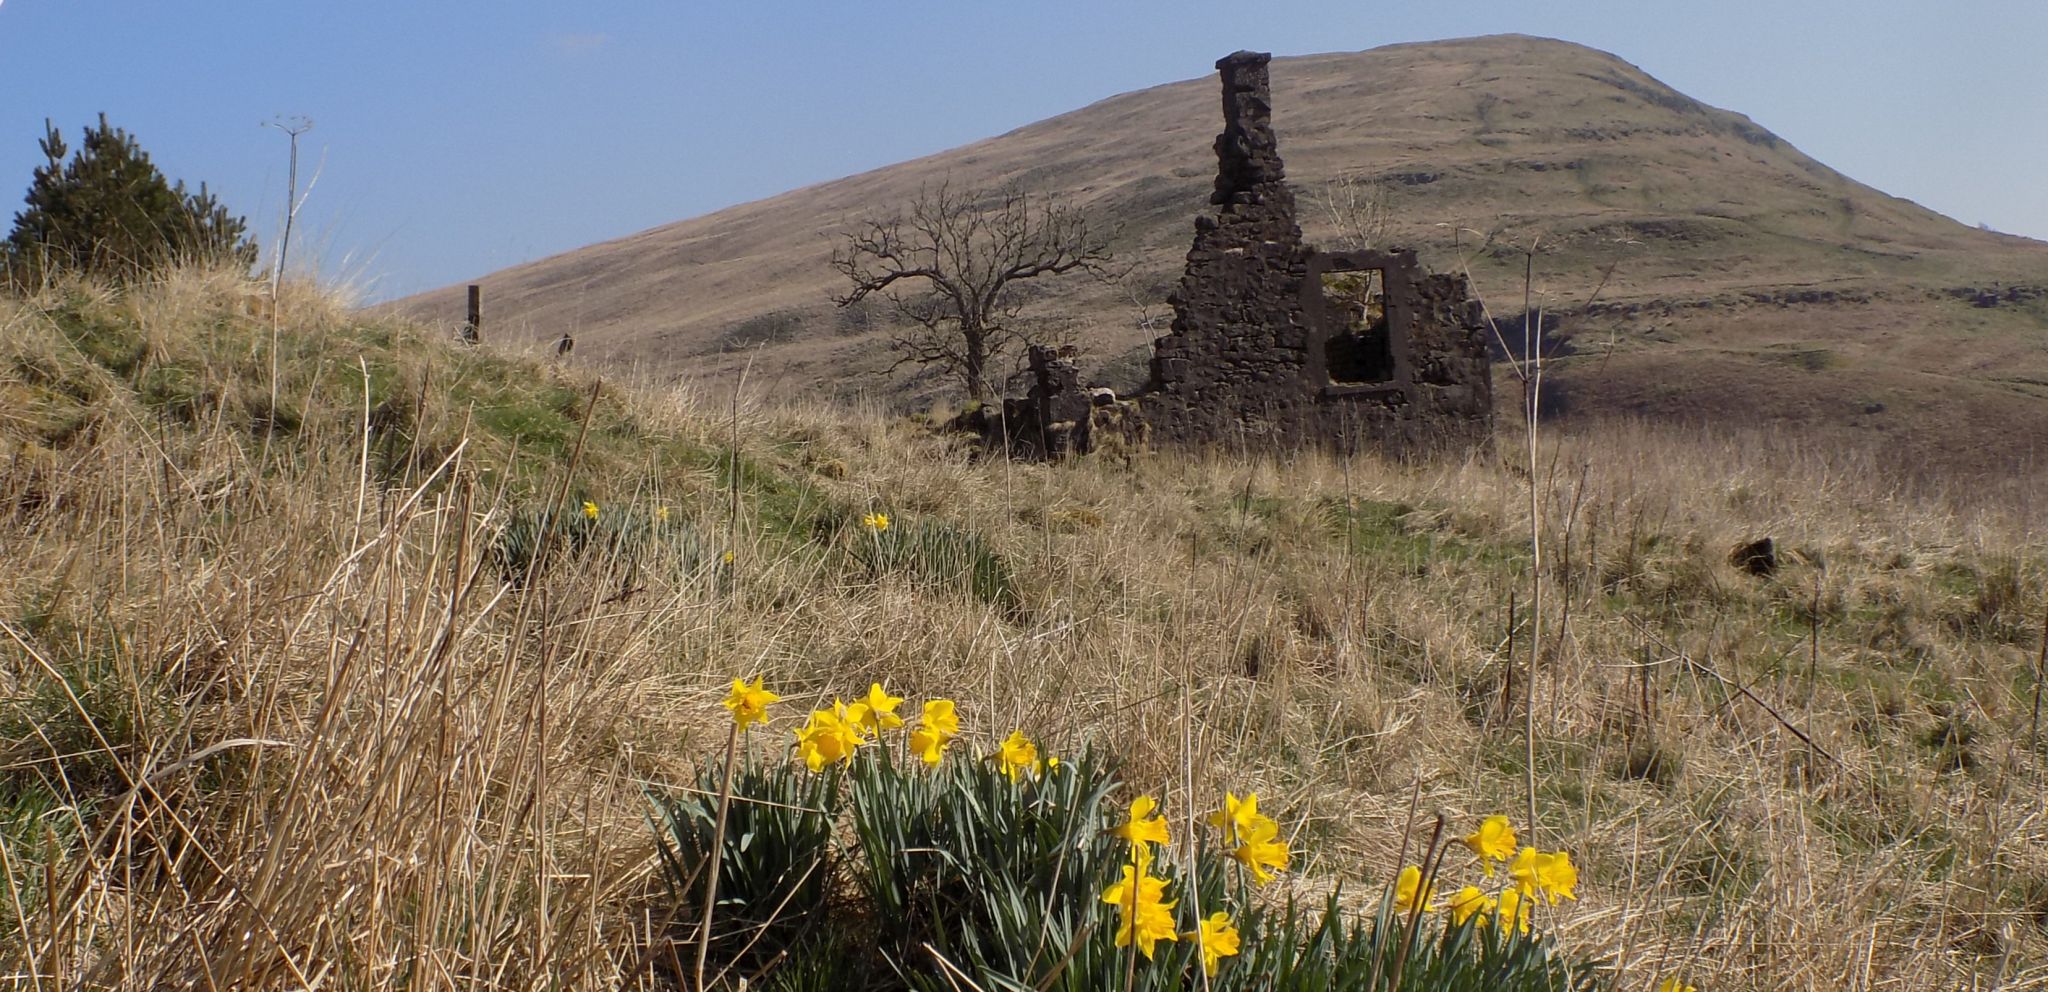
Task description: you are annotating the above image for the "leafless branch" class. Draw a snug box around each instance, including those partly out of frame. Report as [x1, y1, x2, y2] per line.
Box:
[830, 180, 1114, 401]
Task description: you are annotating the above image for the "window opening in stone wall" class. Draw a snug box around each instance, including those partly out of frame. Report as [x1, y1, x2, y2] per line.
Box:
[1321, 268, 1394, 384]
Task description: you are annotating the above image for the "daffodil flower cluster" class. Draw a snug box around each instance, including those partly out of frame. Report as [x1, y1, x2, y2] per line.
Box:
[703, 679, 1597, 985]
[791, 683, 903, 771]
[1208, 791, 1291, 884]
[1388, 815, 1579, 936]
[795, 702, 867, 771]
[1101, 792, 1250, 977]
[1101, 863, 1180, 961]
[718, 676, 1060, 781]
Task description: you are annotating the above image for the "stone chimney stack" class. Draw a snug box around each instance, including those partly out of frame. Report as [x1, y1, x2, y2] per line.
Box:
[1211, 51, 1291, 217]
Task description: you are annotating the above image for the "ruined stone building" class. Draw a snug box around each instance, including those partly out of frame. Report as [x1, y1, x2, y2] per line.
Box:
[999, 51, 1494, 459]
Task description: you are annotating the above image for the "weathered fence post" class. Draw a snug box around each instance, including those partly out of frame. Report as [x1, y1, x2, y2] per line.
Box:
[461, 284, 481, 344]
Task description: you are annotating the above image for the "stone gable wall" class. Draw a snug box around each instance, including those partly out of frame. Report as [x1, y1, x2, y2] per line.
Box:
[988, 51, 1493, 459]
[1136, 50, 1493, 456]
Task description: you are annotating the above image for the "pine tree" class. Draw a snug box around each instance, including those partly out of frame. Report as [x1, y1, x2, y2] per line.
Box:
[3, 114, 256, 287]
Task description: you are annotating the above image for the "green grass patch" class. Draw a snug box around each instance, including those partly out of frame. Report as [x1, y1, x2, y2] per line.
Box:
[50, 296, 149, 380]
[1320, 497, 1528, 575]
[0, 607, 177, 806]
[491, 500, 729, 587]
[850, 514, 1020, 611]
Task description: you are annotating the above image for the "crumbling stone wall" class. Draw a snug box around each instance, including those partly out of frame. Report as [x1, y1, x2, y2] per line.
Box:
[1000, 346, 1094, 458]
[991, 51, 1492, 459]
[1138, 51, 1492, 455]
[994, 345, 1146, 459]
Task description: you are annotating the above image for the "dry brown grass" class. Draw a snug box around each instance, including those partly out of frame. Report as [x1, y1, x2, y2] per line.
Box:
[3, 269, 2046, 990]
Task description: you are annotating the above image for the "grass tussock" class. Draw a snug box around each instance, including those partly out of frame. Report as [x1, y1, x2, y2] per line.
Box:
[1, 267, 2046, 989]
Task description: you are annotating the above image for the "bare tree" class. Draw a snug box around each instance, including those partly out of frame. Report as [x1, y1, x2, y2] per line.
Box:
[1313, 170, 1389, 252]
[830, 182, 1113, 402]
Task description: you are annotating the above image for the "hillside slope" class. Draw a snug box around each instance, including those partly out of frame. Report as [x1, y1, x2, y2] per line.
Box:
[397, 34, 2048, 470]
[7, 270, 2048, 988]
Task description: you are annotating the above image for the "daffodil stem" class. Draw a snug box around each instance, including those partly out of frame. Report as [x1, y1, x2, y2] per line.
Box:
[694, 721, 740, 992]
[1122, 844, 1140, 992]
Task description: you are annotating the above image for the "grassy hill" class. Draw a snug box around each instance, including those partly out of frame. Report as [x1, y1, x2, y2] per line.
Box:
[7, 268, 2048, 988]
[395, 34, 2048, 473]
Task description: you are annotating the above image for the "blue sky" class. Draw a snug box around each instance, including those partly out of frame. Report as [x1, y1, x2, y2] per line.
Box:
[3, 1, 2043, 302]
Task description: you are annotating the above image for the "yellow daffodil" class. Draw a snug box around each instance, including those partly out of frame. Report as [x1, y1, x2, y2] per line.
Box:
[1656, 977, 1697, 992]
[1496, 887, 1532, 935]
[722, 676, 779, 728]
[1509, 846, 1540, 898]
[850, 682, 905, 732]
[1188, 911, 1240, 978]
[920, 698, 960, 737]
[655, 505, 670, 523]
[1207, 791, 1261, 845]
[908, 698, 959, 767]
[826, 700, 871, 742]
[996, 730, 1041, 781]
[1446, 885, 1495, 926]
[1534, 850, 1578, 905]
[842, 700, 871, 728]
[909, 728, 947, 766]
[581, 500, 600, 520]
[1392, 864, 1437, 914]
[1461, 815, 1517, 876]
[861, 511, 890, 532]
[1211, 791, 1290, 883]
[1230, 816, 1290, 884]
[794, 702, 866, 771]
[793, 730, 827, 771]
[1115, 795, 1172, 856]
[1100, 864, 1179, 959]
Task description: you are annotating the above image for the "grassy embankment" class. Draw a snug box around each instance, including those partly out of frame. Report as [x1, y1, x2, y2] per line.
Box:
[2, 268, 2046, 989]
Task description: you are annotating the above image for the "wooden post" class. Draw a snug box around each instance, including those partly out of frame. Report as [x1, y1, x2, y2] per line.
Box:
[461, 285, 481, 344]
